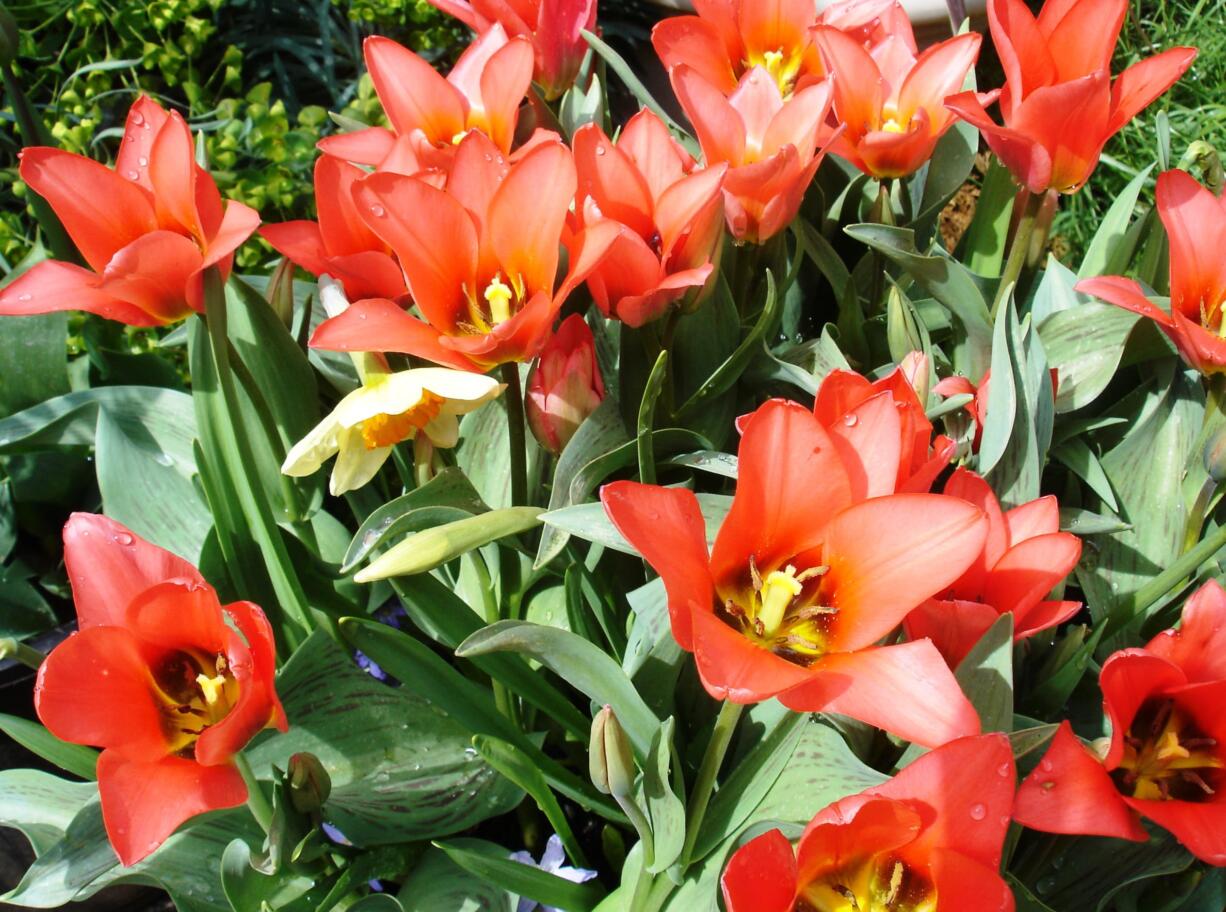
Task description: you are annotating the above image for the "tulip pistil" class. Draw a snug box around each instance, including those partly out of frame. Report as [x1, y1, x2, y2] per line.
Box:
[797, 855, 935, 911]
[151, 649, 240, 754]
[718, 559, 834, 666]
[465, 272, 526, 333]
[747, 46, 801, 96]
[1114, 698, 1224, 802]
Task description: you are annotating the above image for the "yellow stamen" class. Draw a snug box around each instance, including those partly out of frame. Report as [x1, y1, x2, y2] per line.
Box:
[484, 274, 515, 325]
[196, 673, 226, 706]
[451, 130, 468, 145]
[758, 566, 804, 633]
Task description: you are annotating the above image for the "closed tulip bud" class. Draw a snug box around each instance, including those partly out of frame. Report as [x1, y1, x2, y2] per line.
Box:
[288, 752, 332, 814]
[526, 314, 605, 455]
[589, 705, 635, 799]
[898, 351, 930, 406]
[265, 255, 296, 328]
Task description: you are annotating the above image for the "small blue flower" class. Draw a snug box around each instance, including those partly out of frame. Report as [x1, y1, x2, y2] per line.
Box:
[509, 834, 598, 912]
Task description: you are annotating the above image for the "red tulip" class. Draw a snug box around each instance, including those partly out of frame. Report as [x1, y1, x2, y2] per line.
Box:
[813, 24, 981, 179]
[33, 514, 286, 866]
[573, 110, 726, 327]
[601, 398, 986, 747]
[721, 734, 1017, 912]
[0, 97, 259, 326]
[259, 155, 405, 301]
[525, 313, 605, 453]
[670, 64, 835, 244]
[425, 0, 597, 101]
[933, 370, 990, 453]
[652, 0, 905, 98]
[316, 26, 536, 174]
[812, 366, 955, 497]
[945, 0, 1195, 193]
[1078, 169, 1226, 375]
[310, 132, 617, 371]
[904, 469, 1082, 667]
[1014, 581, 1226, 864]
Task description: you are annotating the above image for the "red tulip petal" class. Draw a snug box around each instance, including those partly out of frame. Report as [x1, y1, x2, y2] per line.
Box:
[1099, 650, 1187, 768]
[35, 626, 167, 760]
[100, 230, 203, 323]
[490, 140, 575, 298]
[440, 286, 558, 366]
[114, 96, 171, 193]
[62, 513, 204, 628]
[1014, 599, 1081, 640]
[477, 36, 535, 153]
[988, 0, 1054, 113]
[146, 111, 204, 243]
[943, 91, 1052, 194]
[933, 375, 976, 398]
[1003, 494, 1060, 543]
[260, 221, 330, 277]
[1109, 48, 1197, 136]
[223, 599, 288, 734]
[822, 494, 987, 650]
[317, 127, 398, 166]
[325, 251, 409, 301]
[903, 598, 999, 669]
[1009, 75, 1111, 193]
[619, 108, 695, 202]
[1041, 0, 1125, 80]
[943, 468, 1007, 598]
[310, 298, 480, 370]
[814, 26, 883, 136]
[652, 16, 740, 95]
[199, 201, 258, 275]
[1013, 721, 1147, 841]
[124, 579, 228, 655]
[555, 216, 622, 308]
[797, 796, 923, 885]
[353, 172, 476, 331]
[365, 35, 466, 142]
[762, 79, 831, 160]
[573, 124, 655, 240]
[981, 532, 1081, 616]
[96, 751, 246, 866]
[18, 147, 157, 273]
[875, 733, 1014, 865]
[600, 481, 712, 651]
[1122, 797, 1226, 866]
[670, 65, 747, 166]
[928, 848, 1015, 912]
[710, 399, 853, 590]
[689, 603, 815, 702]
[314, 155, 384, 257]
[1146, 580, 1226, 685]
[720, 828, 798, 912]
[780, 640, 980, 747]
[1168, 311, 1226, 375]
[1076, 275, 1175, 326]
[584, 227, 665, 317]
[826, 390, 903, 500]
[1156, 169, 1226, 323]
[0, 260, 159, 327]
[897, 33, 981, 129]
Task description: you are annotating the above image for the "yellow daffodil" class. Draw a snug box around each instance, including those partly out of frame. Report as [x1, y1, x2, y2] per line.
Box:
[282, 367, 503, 495]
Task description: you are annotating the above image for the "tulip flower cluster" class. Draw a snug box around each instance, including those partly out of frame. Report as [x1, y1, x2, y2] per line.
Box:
[0, 0, 1218, 906]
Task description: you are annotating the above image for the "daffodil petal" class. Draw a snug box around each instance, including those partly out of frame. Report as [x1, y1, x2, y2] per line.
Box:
[282, 414, 343, 477]
[422, 412, 461, 448]
[329, 427, 392, 495]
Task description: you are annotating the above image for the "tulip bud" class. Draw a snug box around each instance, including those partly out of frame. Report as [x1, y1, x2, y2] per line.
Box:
[287, 752, 332, 815]
[526, 314, 605, 454]
[265, 255, 296, 328]
[1204, 425, 1226, 484]
[0, 4, 17, 68]
[898, 351, 930, 406]
[589, 705, 636, 799]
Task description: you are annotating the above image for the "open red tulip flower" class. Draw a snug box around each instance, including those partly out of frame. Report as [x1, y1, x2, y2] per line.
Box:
[316, 26, 535, 174]
[813, 23, 981, 179]
[0, 96, 259, 327]
[572, 110, 726, 327]
[812, 366, 955, 497]
[944, 0, 1195, 194]
[424, 0, 596, 101]
[310, 132, 617, 371]
[904, 468, 1082, 668]
[1078, 170, 1226, 376]
[670, 64, 836, 244]
[602, 398, 987, 747]
[1014, 580, 1226, 864]
[259, 154, 405, 301]
[33, 514, 287, 866]
[721, 734, 1017, 912]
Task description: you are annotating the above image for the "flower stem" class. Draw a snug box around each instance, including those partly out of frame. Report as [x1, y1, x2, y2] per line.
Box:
[0, 637, 45, 671]
[1113, 520, 1226, 635]
[501, 363, 528, 508]
[679, 700, 743, 870]
[234, 752, 273, 835]
[992, 189, 1044, 320]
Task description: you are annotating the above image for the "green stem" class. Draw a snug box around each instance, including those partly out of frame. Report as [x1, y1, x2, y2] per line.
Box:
[501, 363, 528, 508]
[992, 189, 1044, 319]
[467, 550, 514, 722]
[234, 752, 273, 834]
[412, 435, 434, 489]
[637, 351, 668, 486]
[0, 637, 45, 670]
[616, 794, 656, 874]
[679, 700, 743, 870]
[868, 180, 895, 311]
[1113, 520, 1226, 634]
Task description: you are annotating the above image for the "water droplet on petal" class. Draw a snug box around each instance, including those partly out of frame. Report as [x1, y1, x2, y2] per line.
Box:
[127, 170, 140, 180]
[17, 293, 32, 302]
[843, 413, 858, 427]
[997, 762, 1011, 777]
[112, 532, 134, 545]
[969, 803, 987, 821]
[370, 204, 386, 218]
[138, 156, 148, 166]
[131, 111, 145, 126]
[1040, 758, 1054, 772]
[999, 815, 1010, 827]
[358, 312, 368, 320]
[595, 145, 606, 156]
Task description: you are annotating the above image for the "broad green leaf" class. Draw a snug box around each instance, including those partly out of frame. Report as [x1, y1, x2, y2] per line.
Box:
[670, 277, 740, 448]
[220, 838, 316, 912]
[248, 631, 522, 844]
[1078, 165, 1155, 279]
[1058, 508, 1130, 535]
[435, 838, 604, 912]
[624, 578, 685, 720]
[458, 397, 513, 509]
[457, 620, 661, 759]
[1050, 439, 1119, 512]
[963, 158, 1016, 277]
[355, 507, 542, 581]
[1038, 301, 1141, 413]
[0, 313, 68, 419]
[912, 123, 977, 234]
[350, 896, 406, 912]
[0, 713, 97, 780]
[1009, 874, 1058, 911]
[1028, 624, 1105, 717]
[397, 845, 514, 912]
[342, 467, 489, 572]
[0, 769, 95, 855]
[540, 492, 733, 557]
[1009, 724, 1058, 761]
[339, 617, 618, 821]
[957, 613, 1014, 733]
[642, 717, 685, 873]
